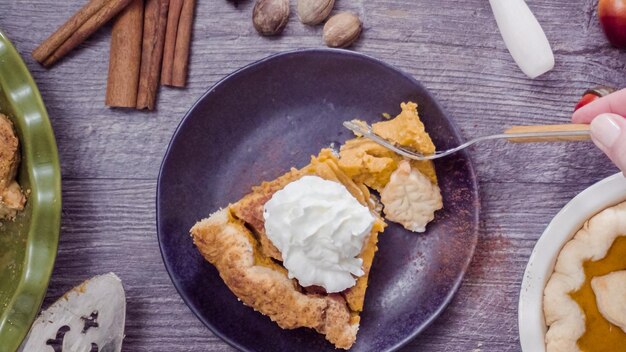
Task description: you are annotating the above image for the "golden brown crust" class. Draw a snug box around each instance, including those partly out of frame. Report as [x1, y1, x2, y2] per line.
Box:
[0, 114, 20, 187]
[191, 208, 358, 348]
[321, 294, 360, 349]
[230, 168, 303, 261]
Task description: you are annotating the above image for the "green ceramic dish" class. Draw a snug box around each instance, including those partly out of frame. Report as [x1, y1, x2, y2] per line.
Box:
[0, 30, 61, 352]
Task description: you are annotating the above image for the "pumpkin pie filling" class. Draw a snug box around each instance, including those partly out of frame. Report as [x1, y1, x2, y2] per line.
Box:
[338, 102, 437, 192]
[570, 236, 626, 352]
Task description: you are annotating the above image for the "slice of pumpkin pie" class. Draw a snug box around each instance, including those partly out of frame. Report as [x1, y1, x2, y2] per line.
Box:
[190, 102, 442, 349]
[191, 150, 385, 349]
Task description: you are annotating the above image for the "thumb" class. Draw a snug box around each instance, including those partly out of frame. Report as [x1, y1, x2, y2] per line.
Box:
[590, 113, 626, 175]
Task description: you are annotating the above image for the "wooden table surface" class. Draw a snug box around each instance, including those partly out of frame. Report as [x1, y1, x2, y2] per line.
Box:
[1, 0, 625, 351]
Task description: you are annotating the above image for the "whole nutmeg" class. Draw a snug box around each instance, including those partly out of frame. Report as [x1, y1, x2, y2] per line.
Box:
[297, 0, 335, 25]
[253, 0, 290, 36]
[323, 12, 362, 48]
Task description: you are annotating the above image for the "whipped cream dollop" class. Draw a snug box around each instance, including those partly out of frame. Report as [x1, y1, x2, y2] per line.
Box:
[263, 176, 375, 293]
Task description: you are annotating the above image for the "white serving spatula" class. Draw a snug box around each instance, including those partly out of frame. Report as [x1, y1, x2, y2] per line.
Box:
[19, 273, 126, 352]
[489, 0, 555, 78]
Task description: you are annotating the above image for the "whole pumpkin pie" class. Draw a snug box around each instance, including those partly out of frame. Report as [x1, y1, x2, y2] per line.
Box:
[190, 102, 443, 349]
[544, 201, 626, 352]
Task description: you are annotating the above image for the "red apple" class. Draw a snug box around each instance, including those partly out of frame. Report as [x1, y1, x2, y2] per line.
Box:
[599, 0, 626, 48]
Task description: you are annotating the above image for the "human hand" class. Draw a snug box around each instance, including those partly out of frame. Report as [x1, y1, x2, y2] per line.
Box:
[572, 88, 626, 175]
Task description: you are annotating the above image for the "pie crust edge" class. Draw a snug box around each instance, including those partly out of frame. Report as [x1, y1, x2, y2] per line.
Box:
[191, 208, 359, 349]
[543, 201, 626, 352]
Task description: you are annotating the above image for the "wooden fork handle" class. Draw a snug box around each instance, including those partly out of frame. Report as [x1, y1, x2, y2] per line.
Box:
[504, 124, 591, 143]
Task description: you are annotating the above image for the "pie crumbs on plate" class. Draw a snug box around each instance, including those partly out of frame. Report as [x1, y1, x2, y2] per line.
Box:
[190, 102, 442, 349]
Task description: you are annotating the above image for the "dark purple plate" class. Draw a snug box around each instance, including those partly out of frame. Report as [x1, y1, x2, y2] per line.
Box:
[157, 49, 479, 352]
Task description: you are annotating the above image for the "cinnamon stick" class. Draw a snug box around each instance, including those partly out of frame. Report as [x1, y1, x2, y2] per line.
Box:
[136, 0, 170, 110]
[161, 0, 184, 86]
[33, 0, 132, 67]
[171, 0, 195, 87]
[161, 0, 195, 87]
[106, 0, 144, 108]
[32, 0, 108, 62]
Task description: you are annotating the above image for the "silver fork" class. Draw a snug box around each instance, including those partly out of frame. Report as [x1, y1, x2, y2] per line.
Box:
[343, 121, 591, 161]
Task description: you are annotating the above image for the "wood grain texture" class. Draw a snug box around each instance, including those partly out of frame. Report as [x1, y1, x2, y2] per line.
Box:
[504, 124, 590, 142]
[0, 0, 625, 351]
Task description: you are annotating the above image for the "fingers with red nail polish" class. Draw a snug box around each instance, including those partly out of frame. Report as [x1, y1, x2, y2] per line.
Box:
[572, 89, 626, 175]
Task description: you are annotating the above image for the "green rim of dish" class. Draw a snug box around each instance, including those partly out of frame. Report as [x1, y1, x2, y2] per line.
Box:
[0, 30, 61, 352]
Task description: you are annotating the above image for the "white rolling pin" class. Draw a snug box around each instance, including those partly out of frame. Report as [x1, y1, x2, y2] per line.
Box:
[489, 0, 555, 79]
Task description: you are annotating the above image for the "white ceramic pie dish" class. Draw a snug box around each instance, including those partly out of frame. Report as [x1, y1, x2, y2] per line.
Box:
[518, 172, 626, 352]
